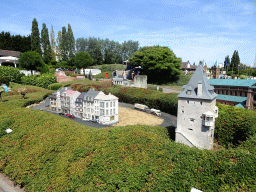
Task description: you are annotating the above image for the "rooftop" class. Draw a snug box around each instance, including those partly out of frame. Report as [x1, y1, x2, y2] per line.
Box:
[216, 95, 247, 103]
[209, 79, 256, 87]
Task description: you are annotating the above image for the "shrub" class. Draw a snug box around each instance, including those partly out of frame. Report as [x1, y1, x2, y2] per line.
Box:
[215, 103, 256, 147]
[48, 83, 62, 90]
[21, 74, 57, 89]
[0, 66, 24, 83]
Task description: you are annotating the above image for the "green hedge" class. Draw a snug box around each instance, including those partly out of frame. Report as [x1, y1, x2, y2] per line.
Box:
[47, 83, 62, 90]
[21, 73, 57, 89]
[0, 66, 24, 83]
[215, 103, 256, 147]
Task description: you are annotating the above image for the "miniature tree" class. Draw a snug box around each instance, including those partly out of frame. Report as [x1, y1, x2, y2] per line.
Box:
[0, 86, 4, 102]
[18, 87, 28, 99]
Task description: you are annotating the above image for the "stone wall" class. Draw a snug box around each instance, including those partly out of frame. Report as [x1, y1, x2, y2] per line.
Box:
[134, 75, 147, 89]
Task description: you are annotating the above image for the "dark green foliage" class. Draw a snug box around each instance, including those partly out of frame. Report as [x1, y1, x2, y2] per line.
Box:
[0, 66, 24, 83]
[0, 31, 31, 52]
[129, 45, 182, 84]
[18, 51, 44, 74]
[224, 55, 230, 72]
[60, 27, 68, 61]
[31, 18, 42, 56]
[215, 103, 256, 147]
[0, 76, 10, 86]
[21, 74, 57, 88]
[66, 24, 75, 59]
[41, 23, 52, 64]
[75, 52, 93, 69]
[48, 83, 62, 90]
[230, 50, 240, 72]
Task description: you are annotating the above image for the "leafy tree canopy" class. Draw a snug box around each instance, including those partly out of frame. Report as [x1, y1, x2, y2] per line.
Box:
[129, 45, 182, 84]
[75, 52, 93, 69]
[19, 51, 44, 74]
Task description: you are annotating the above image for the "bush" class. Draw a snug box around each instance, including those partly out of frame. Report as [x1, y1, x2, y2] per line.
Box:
[215, 103, 256, 147]
[0, 66, 24, 83]
[48, 83, 62, 90]
[21, 74, 57, 89]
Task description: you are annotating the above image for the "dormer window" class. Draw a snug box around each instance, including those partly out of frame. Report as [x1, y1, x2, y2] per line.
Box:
[187, 90, 191, 95]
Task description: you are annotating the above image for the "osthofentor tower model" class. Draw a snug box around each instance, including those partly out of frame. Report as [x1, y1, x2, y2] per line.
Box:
[175, 64, 218, 149]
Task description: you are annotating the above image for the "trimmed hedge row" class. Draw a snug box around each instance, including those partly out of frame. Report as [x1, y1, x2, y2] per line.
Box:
[215, 103, 256, 148]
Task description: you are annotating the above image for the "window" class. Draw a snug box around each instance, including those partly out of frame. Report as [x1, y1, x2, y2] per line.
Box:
[100, 102, 104, 108]
[113, 108, 115, 114]
[200, 102, 202, 105]
[110, 109, 112, 115]
[187, 100, 189, 104]
[100, 109, 104, 115]
[110, 102, 112, 107]
[106, 102, 109, 108]
[106, 109, 109, 115]
[91, 109, 94, 113]
[113, 101, 115, 107]
[87, 108, 90, 112]
[182, 110, 184, 113]
[188, 128, 193, 131]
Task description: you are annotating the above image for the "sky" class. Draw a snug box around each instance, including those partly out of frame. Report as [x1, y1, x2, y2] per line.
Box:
[1, 0, 256, 67]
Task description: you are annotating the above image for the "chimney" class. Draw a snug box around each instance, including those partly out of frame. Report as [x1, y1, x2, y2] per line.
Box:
[198, 81, 202, 96]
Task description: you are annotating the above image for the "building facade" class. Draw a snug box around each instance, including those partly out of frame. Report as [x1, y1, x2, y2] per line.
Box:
[176, 64, 218, 150]
[209, 79, 256, 109]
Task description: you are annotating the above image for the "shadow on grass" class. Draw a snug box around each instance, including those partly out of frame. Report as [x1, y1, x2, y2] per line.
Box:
[166, 126, 176, 141]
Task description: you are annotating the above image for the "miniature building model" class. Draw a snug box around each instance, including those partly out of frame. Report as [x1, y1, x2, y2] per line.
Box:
[212, 61, 220, 79]
[176, 64, 218, 150]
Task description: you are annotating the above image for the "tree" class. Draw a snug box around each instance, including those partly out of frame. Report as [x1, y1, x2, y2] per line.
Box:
[224, 55, 231, 72]
[50, 25, 56, 51]
[66, 24, 75, 60]
[60, 27, 68, 61]
[129, 45, 182, 84]
[41, 23, 52, 64]
[231, 50, 240, 72]
[19, 51, 44, 74]
[56, 31, 62, 61]
[122, 40, 139, 61]
[75, 52, 93, 70]
[31, 18, 42, 56]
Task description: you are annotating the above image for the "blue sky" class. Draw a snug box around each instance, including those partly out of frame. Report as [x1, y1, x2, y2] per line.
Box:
[1, 0, 256, 67]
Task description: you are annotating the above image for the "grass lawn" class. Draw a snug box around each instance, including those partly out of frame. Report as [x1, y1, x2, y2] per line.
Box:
[0, 82, 256, 191]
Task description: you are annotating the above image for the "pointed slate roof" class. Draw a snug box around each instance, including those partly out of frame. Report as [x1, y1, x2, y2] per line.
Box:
[214, 61, 218, 67]
[201, 60, 206, 67]
[178, 64, 217, 100]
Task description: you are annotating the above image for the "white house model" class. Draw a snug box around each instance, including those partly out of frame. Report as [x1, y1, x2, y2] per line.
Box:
[50, 88, 119, 125]
[175, 64, 218, 150]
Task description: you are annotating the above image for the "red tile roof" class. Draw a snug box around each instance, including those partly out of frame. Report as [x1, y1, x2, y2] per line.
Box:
[0, 49, 21, 57]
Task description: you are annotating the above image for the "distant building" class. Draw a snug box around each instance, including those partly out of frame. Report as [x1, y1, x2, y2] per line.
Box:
[49, 87, 71, 113]
[212, 61, 220, 79]
[209, 79, 256, 109]
[176, 64, 218, 150]
[0, 49, 21, 68]
[181, 61, 197, 72]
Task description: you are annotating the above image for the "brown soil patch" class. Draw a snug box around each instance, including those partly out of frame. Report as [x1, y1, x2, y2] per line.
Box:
[113, 106, 164, 127]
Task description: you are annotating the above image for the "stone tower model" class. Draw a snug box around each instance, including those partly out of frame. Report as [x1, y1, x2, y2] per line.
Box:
[212, 61, 220, 79]
[175, 64, 218, 149]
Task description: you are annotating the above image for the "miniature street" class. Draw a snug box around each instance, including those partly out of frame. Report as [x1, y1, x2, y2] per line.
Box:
[28, 97, 177, 128]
